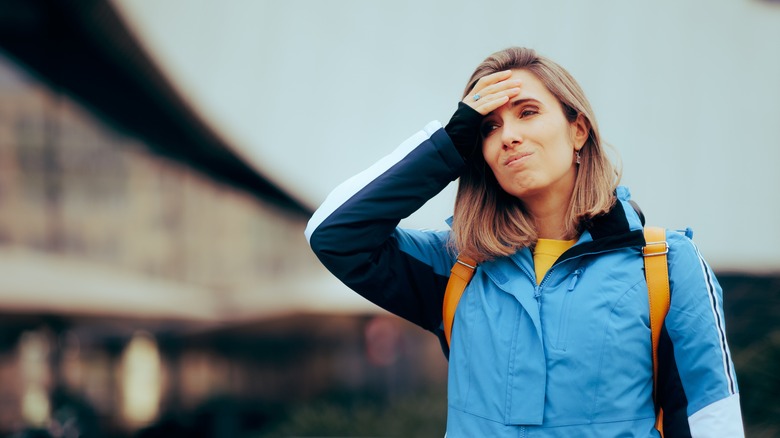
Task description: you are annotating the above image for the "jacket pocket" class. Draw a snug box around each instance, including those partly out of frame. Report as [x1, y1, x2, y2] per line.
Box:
[550, 268, 582, 351]
[448, 274, 519, 424]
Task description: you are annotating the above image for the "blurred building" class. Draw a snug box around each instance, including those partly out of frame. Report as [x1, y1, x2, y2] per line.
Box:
[0, 1, 447, 437]
[0, 1, 777, 438]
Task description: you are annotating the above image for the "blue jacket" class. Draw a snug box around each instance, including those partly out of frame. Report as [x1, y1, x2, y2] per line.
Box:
[306, 121, 743, 437]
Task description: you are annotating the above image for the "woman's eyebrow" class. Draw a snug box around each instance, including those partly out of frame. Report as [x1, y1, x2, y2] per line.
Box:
[510, 97, 542, 107]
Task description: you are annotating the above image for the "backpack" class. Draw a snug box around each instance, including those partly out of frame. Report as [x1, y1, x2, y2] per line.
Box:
[441, 226, 670, 437]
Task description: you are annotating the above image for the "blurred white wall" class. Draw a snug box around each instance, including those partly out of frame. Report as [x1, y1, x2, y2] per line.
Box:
[112, 0, 780, 272]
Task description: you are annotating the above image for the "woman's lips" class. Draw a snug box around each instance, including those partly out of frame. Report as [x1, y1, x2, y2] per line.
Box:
[504, 151, 533, 166]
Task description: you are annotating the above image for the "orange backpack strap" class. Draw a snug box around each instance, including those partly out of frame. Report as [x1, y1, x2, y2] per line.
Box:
[643, 226, 671, 437]
[442, 255, 477, 346]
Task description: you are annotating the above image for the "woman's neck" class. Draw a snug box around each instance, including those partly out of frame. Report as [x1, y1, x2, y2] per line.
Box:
[524, 191, 574, 240]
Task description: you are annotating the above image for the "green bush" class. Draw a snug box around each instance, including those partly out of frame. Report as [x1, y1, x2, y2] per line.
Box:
[253, 390, 447, 438]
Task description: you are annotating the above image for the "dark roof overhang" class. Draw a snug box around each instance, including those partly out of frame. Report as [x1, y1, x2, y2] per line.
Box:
[0, 0, 311, 216]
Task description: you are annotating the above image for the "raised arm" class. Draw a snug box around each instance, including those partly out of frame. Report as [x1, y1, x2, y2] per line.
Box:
[305, 121, 464, 333]
[305, 71, 521, 334]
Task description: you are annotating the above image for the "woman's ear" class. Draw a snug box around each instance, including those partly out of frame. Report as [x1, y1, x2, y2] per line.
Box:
[571, 114, 590, 151]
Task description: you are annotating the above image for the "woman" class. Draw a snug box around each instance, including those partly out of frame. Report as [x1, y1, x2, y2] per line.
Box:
[305, 47, 743, 437]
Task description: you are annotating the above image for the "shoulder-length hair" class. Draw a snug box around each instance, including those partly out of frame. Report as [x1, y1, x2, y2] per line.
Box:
[452, 47, 620, 262]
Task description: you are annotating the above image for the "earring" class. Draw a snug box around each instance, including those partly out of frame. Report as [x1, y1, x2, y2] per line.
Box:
[575, 150, 581, 165]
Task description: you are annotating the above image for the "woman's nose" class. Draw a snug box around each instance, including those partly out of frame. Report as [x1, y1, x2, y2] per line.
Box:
[501, 122, 524, 150]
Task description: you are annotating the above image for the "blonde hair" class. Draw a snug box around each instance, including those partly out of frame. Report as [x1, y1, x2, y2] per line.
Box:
[452, 47, 620, 262]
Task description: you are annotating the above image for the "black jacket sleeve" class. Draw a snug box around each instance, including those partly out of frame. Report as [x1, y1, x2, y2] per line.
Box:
[305, 122, 466, 332]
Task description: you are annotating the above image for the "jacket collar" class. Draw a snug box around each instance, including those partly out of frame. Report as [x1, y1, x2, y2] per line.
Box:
[556, 186, 645, 264]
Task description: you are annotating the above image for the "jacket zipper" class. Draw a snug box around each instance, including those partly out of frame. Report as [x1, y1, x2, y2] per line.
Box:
[514, 263, 541, 305]
[532, 261, 563, 307]
[514, 247, 629, 338]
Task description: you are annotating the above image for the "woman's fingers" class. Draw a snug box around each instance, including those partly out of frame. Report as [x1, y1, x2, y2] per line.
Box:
[464, 70, 522, 115]
[472, 70, 513, 91]
[473, 89, 520, 114]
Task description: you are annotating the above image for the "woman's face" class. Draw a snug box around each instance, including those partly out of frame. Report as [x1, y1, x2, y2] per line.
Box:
[480, 69, 588, 204]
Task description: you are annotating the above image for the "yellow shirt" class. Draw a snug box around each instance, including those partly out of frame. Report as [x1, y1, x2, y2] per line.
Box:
[533, 238, 577, 285]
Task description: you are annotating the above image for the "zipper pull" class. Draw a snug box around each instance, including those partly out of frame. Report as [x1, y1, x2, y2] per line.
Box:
[568, 269, 583, 291]
[533, 285, 542, 301]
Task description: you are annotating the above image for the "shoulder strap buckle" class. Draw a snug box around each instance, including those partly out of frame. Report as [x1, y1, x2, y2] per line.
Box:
[643, 240, 669, 257]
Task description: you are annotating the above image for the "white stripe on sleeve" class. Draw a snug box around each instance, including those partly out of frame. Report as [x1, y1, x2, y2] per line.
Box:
[304, 121, 443, 243]
[688, 394, 744, 437]
[694, 245, 737, 394]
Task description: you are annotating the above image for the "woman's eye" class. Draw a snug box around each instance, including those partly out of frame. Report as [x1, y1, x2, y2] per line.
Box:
[480, 123, 498, 137]
[520, 109, 539, 118]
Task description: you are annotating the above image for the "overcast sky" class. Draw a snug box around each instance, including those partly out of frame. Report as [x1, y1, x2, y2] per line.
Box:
[112, 0, 780, 272]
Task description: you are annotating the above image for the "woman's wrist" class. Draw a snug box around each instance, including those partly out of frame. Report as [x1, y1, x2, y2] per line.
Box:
[445, 101, 483, 159]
